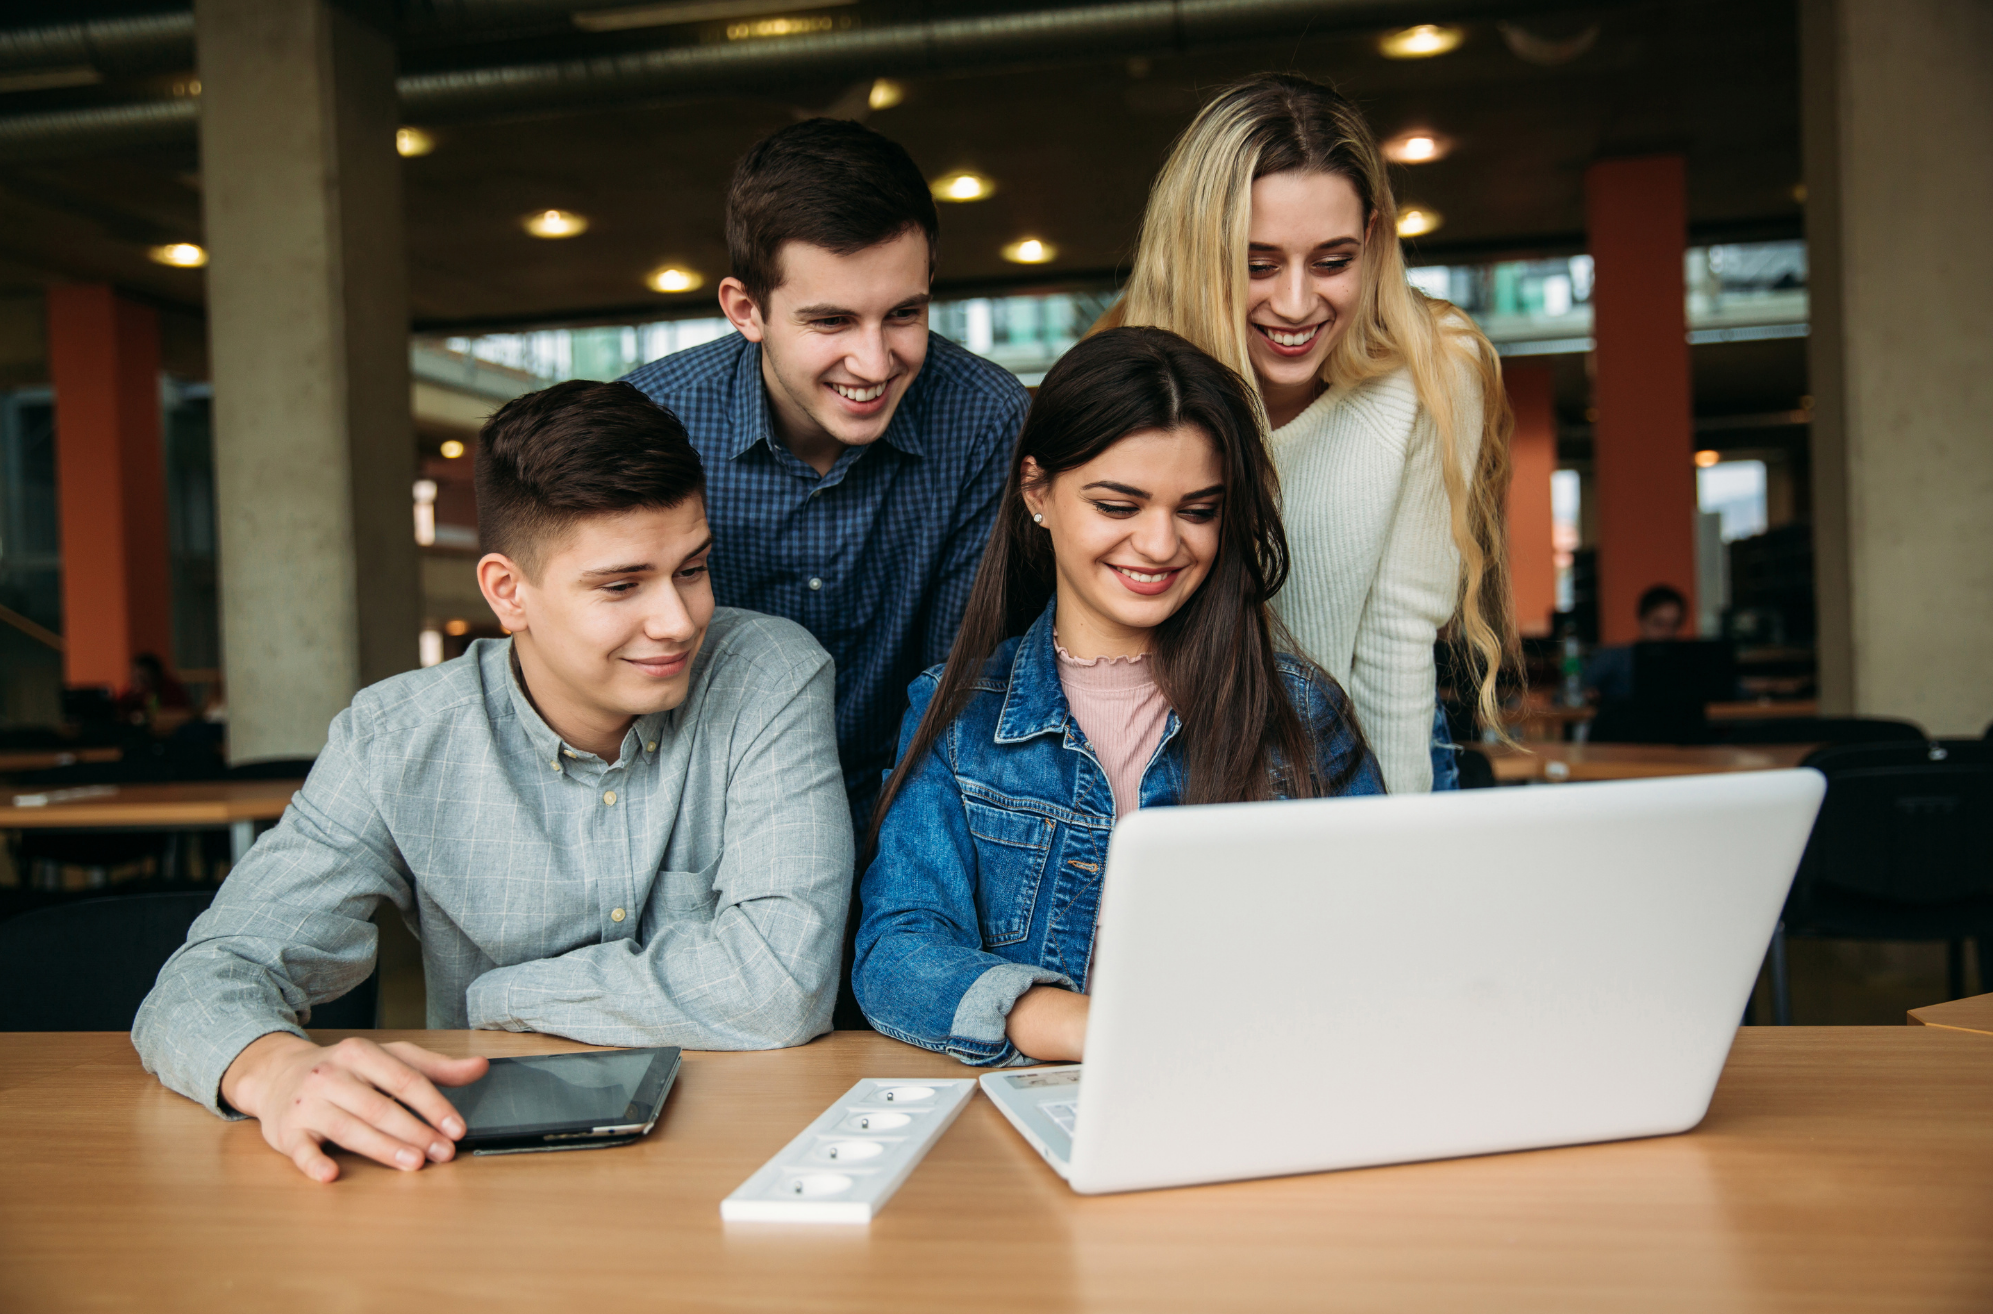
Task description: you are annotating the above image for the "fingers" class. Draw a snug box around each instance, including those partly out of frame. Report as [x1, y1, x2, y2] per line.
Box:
[313, 1101, 437, 1174]
[386, 1041, 490, 1088]
[344, 1041, 474, 1143]
[289, 1135, 340, 1184]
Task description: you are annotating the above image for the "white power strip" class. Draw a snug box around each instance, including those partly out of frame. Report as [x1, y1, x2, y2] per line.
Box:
[719, 1077, 977, 1223]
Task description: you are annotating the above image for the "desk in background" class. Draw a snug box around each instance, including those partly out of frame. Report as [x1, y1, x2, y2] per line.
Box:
[1483, 741, 1817, 784]
[0, 747, 120, 777]
[1910, 991, 1993, 1037]
[0, 1028, 1987, 1311]
[0, 780, 299, 862]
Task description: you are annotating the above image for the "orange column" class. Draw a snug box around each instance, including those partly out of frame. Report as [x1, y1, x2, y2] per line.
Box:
[46, 285, 172, 689]
[1584, 156, 1698, 644]
[1503, 362, 1558, 638]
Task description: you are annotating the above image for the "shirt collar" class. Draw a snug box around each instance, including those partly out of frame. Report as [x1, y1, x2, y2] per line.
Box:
[499, 638, 669, 769]
[721, 337, 931, 464]
[994, 600, 1070, 743]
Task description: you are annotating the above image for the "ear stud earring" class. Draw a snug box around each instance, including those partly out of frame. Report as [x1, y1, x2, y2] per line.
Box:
[1033, 513, 1044, 524]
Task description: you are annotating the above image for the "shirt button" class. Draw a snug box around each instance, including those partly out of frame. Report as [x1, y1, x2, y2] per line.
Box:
[611, 907, 626, 923]
[645, 741, 657, 753]
[603, 790, 618, 806]
[550, 761, 561, 773]
[808, 577, 822, 591]
[562, 748, 578, 758]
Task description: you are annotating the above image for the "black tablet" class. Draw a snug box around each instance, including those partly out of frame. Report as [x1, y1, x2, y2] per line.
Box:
[440, 1047, 681, 1156]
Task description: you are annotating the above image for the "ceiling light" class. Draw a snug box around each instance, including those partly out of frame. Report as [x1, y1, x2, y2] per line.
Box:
[1383, 131, 1453, 165]
[148, 243, 207, 268]
[1379, 24, 1463, 58]
[396, 127, 435, 158]
[524, 209, 588, 239]
[1002, 238, 1056, 265]
[574, 0, 853, 32]
[440, 439, 466, 459]
[727, 14, 836, 39]
[1694, 449, 1721, 468]
[647, 266, 705, 293]
[868, 78, 904, 110]
[1395, 207, 1443, 238]
[931, 171, 995, 203]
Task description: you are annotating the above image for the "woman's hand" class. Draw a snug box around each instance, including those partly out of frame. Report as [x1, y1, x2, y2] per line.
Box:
[1006, 986, 1089, 1061]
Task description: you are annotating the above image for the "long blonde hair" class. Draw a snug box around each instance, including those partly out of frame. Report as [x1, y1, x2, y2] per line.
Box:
[1103, 73, 1517, 735]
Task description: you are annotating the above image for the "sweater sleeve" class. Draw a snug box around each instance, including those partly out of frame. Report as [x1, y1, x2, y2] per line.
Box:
[1345, 374, 1482, 794]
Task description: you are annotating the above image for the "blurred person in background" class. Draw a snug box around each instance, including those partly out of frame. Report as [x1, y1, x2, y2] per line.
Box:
[1584, 584, 1688, 703]
[1103, 74, 1516, 794]
[115, 652, 190, 725]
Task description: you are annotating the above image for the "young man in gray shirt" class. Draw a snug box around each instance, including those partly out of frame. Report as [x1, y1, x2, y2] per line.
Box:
[133, 380, 852, 1182]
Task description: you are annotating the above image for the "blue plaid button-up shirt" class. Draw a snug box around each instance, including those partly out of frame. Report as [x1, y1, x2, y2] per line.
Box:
[624, 331, 1030, 810]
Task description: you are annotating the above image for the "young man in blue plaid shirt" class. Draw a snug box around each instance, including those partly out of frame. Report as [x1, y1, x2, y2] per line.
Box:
[623, 120, 1031, 839]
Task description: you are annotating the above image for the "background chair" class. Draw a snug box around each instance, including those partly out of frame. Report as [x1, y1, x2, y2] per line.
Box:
[1456, 746, 1498, 789]
[1719, 716, 1924, 747]
[0, 891, 377, 1031]
[1769, 740, 1993, 1023]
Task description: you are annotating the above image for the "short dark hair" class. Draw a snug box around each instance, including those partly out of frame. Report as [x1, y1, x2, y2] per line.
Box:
[1638, 584, 1688, 618]
[475, 380, 704, 575]
[725, 118, 939, 306]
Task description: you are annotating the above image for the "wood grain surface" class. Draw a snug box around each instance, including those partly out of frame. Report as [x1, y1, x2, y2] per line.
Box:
[1484, 742, 1816, 783]
[1909, 992, 1993, 1036]
[0, 747, 121, 776]
[0, 779, 299, 828]
[0, 1027, 1988, 1312]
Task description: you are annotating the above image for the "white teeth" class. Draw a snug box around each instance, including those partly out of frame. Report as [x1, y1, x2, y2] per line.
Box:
[1264, 326, 1319, 348]
[832, 382, 886, 402]
[1115, 567, 1170, 583]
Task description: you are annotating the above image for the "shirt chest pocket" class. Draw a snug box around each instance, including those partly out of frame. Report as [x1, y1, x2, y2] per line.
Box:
[962, 799, 1055, 948]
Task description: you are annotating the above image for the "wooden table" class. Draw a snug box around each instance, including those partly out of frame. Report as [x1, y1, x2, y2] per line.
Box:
[1, 1028, 1987, 1311]
[1484, 741, 1817, 784]
[0, 746, 120, 776]
[1910, 991, 1993, 1037]
[1708, 698, 1820, 721]
[0, 780, 299, 861]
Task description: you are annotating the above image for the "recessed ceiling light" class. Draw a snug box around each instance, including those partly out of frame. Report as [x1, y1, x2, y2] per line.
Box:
[524, 209, 588, 239]
[647, 266, 705, 293]
[440, 439, 465, 459]
[148, 243, 207, 268]
[396, 127, 435, 158]
[1002, 237, 1056, 265]
[931, 171, 995, 203]
[868, 78, 904, 110]
[1694, 449, 1721, 468]
[1382, 130, 1452, 164]
[1379, 24, 1464, 58]
[1395, 207, 1443, 238]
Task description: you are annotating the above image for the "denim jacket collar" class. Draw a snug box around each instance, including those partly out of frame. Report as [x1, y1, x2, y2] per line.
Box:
[993, 604, 1072, 744]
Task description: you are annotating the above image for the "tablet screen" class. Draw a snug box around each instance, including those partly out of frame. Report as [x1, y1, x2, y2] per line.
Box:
[445, 1050, 662, 1134]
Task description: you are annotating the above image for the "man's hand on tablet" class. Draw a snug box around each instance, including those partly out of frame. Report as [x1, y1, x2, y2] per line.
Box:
[221, 1034, 490, 1183]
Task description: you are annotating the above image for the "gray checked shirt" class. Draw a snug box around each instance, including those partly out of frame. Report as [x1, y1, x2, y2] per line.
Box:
[133, 609, 853, 1115]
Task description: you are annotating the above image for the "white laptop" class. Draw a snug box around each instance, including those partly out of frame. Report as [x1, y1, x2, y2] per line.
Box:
[981, 770, 1824, 1195]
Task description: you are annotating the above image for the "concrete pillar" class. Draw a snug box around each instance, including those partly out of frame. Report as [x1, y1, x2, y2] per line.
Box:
[196, 0, 419, 761]
[46, 285, 172, 690]
[1801, 0, 1993, 734]
[1584, 156, 1699, 645]
[1503, 362, 1558, 639]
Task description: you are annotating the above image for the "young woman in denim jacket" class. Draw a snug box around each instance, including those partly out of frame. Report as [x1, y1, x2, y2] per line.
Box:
[854, 327, 1384, 1067]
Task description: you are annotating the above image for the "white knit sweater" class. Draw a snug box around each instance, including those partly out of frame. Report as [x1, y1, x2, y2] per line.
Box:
[1268, 364, 1478, 794]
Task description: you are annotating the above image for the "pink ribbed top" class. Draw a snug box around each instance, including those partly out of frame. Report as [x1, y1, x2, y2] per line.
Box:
[1055, 639, 1171, 819]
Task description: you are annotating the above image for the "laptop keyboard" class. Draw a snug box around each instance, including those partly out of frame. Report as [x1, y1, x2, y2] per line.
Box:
[1041, 1100, 1079, 1135]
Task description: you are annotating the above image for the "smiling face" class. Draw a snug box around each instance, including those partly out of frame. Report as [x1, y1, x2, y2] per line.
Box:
[718, 228, 931, 475]
[1244, 169, 1370, 429]
[477, 499, 716, 760]
[1020, 426, 1224, 659]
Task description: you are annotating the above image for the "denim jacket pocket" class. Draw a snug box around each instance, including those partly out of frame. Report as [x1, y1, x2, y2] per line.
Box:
[961, 799, 1055, 948]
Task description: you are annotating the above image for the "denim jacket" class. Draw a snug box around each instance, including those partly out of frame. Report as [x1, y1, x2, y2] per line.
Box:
[853, 601, 1384, 1065]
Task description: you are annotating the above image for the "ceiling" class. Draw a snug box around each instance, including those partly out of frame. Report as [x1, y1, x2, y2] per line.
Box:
[0, 0, 1807, 418]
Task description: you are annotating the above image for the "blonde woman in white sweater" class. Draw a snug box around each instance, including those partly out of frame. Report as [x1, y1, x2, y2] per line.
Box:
[1101, 73, 1516, 792]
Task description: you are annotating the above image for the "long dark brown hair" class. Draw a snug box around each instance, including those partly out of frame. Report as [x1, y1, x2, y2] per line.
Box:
[868, 326, 1370, 854]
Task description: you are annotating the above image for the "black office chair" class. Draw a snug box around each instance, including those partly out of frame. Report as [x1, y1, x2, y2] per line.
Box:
[1768, 740, 1993, 1024]
[0, 891, 377, 1031]
[1719, 716, 1924, 747]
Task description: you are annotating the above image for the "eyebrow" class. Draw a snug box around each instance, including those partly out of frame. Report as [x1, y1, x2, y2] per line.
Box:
[578, 535, 714, 578]
[791, 292, 932, 319]
[1247, 237, 1361, 251]
[1081, 481, 1225, 500]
